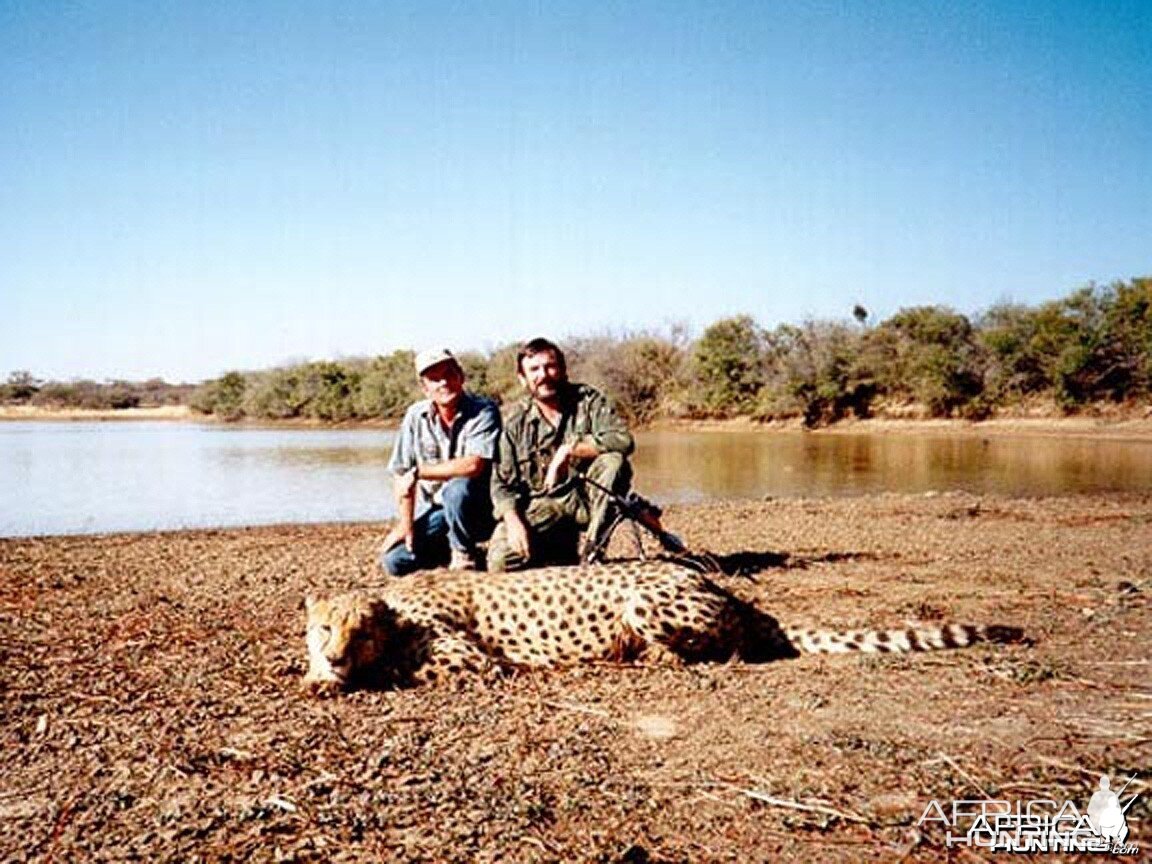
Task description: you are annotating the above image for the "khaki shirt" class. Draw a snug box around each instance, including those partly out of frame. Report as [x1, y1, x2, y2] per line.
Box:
[491, 383, 633, 520]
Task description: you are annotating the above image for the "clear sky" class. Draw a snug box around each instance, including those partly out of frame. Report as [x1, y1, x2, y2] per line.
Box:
[2, 1, 1149, 383]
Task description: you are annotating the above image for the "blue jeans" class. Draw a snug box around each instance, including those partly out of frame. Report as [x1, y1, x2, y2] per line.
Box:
[380, 476, 494, 576]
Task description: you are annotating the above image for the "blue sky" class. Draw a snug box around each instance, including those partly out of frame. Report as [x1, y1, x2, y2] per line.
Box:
[2, 0, 1149, 383]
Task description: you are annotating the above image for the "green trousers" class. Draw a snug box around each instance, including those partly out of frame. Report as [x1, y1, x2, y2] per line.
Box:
[487, 452, 632, 572]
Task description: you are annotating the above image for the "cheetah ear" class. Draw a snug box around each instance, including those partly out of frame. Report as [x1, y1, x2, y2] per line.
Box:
[304, 595, 316, 613]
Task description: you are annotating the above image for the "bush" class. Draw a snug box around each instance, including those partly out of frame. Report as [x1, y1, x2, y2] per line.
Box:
[242, 367, 309, 419]
[1050, 279, 1152, 406]
[759, 320, 874, 426]
[689, 315, 765, 416]
[191, 372, 247, 421]
[297, 362, 360, 422]
[1, 371, 40, 403]
[567, 331, 689, 424]
[871, 306, 985, 416]
[355, 351, 420, 419]
[978, 303, 1051, 401]
[478, 343, 528, 405]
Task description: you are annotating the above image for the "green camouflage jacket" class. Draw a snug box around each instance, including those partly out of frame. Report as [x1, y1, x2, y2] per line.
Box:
[491, 383, 634, 520]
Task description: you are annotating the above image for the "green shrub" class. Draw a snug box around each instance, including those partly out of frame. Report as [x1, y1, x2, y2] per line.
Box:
[759, 320, 874, 426]
[871, 306, 985, 416]
[191, 372, 247, 421]
[1, 371, 40, 403]
[689, 315, 766, 416]
[355, 351, 420, 419]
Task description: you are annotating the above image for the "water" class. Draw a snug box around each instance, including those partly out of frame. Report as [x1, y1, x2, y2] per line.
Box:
[634, 429, 1152, 501]
[0, 422, 395, 537]
[1, 421, 1149, 537]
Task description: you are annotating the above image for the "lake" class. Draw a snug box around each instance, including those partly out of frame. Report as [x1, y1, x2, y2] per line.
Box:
[1, 421, 1149, 537]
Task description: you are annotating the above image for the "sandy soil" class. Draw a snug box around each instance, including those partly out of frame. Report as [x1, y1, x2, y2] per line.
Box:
[1, 494, 1149, 862]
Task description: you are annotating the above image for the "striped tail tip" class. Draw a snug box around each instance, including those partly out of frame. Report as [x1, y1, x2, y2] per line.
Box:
[785, 623, 1028, 655]
[979, 624, 1029, 645]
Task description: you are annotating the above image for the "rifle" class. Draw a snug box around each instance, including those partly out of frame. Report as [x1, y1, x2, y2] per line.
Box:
[577, 472, 687, 556]
[514, 444, 719, 570]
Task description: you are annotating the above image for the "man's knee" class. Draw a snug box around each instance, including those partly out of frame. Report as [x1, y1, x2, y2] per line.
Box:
[588, 451, 631, 488]
[486, 544, 509, 573]
[439, 477, 471, 512]
[380, 542, 417, 577]
[440, 475, 492, 516]
[485, 540, 517, 573]
[485, 525, 526, 573]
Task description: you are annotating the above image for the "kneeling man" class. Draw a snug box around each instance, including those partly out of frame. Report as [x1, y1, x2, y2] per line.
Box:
[381, 349, 500, 574]
[488, 337, 634, 571]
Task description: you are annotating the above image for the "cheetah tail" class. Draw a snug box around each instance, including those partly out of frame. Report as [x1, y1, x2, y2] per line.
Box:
[782, 623, 1028, 655]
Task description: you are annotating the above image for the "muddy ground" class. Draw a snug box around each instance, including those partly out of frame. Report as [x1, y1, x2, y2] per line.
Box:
[1, 493, 1149, 863]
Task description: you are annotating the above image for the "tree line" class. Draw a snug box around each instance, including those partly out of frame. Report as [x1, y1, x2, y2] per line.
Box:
[5, 278, 1149, 427]
[0, 373, 195, 411]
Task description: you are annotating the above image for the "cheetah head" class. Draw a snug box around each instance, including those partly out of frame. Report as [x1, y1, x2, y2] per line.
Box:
[303, 593, 386, 695]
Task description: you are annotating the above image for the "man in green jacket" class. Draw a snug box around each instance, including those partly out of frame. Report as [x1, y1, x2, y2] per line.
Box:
[488, 337, 634, 572]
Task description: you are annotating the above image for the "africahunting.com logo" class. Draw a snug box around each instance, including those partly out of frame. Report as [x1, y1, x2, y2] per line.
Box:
[918, 773, 1141, 855]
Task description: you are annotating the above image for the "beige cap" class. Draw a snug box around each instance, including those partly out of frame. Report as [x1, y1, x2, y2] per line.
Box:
[414, 348, 460, 376]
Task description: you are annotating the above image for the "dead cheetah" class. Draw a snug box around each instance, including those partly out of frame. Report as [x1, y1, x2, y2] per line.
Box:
[303, 560, 1026, 693]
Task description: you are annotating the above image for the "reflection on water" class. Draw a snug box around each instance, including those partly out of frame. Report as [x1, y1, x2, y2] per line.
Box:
[635, 430, 1147, 504]
[1, 421, 1149, 537]
[635, 430, 1152, 501]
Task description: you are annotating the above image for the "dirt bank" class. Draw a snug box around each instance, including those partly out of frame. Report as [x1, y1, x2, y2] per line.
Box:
[7, 403, 1152, 441]
[650, 414, 1152, 442]
[0, 405, 194, 422]
[2, 494, 1149, 862]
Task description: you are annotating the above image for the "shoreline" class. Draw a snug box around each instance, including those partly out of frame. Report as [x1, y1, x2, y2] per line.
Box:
[4, 403, 1152, 439]
[0, 404, 402, 429]
[651, 414, 1152, 441]
[7, 488, 1152, 543]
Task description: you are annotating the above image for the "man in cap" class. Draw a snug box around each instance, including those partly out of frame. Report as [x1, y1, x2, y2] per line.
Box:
[488, 337, 634, 572]
[380, 348, 501, 574]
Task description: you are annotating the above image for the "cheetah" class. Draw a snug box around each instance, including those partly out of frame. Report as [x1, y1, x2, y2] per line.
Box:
[303, 560, 1026, 693]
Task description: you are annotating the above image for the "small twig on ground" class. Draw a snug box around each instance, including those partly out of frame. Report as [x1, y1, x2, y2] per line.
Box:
[924, 753, 992, 799]
[218, 746, 255, 761]
[717, 782, 870, 824]
[1036, 756, 1094, 779]
[540, 699, 614, 719]
[300, 770, 340, 790]
[266, 793, 298, 813]
[42, 793, 83, 864]
[1066, 716, 1149, 742]
[996, 782, 1049, 795]
[1066, 676, 1147, 692]
[694, 789, 732, 807]
[1033, 755, 1149, 792]
[521, 834, 564, 856]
